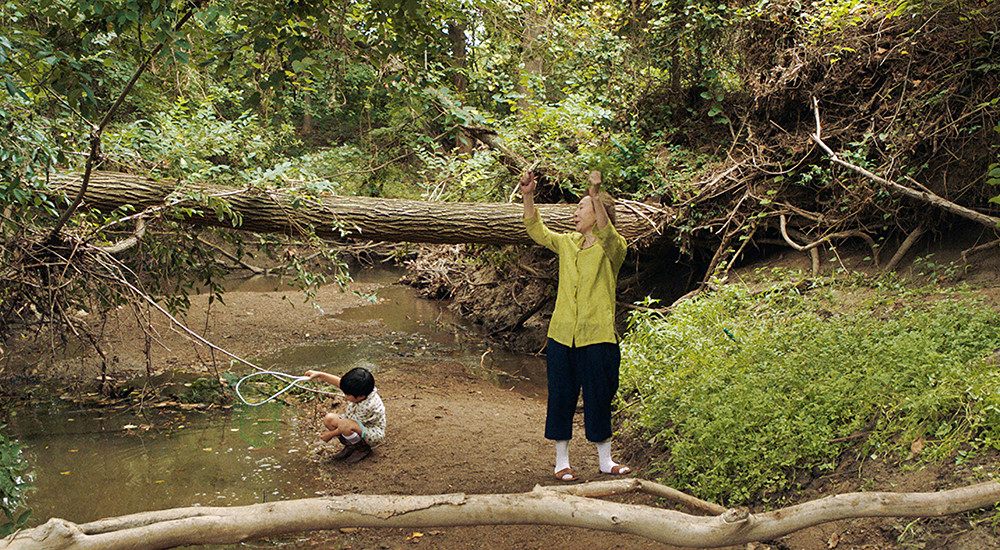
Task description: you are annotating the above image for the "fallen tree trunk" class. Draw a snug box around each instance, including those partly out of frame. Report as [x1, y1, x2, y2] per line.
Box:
[5, 479, 999, 550]
[52, 172, 668, 246]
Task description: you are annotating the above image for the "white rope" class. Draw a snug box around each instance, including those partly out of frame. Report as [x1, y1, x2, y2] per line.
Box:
[235, 370, 312, 406]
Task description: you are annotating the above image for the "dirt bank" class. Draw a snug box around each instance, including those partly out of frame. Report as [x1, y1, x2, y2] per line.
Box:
[4, 244, 1000, 549]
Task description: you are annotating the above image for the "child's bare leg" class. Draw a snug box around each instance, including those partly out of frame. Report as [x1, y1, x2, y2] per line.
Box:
[319, 413, 345, 442]
[319, 413, 362, 442]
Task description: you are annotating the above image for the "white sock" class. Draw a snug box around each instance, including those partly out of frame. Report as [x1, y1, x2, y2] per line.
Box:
[554, 440, 571, 473]
[343, 432, 361, 445]
[597, 441, 617, 473]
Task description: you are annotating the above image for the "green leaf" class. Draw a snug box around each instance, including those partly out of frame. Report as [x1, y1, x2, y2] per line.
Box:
[3, 76, 28, 100]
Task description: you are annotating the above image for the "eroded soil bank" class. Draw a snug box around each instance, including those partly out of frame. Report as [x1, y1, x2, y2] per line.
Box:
[4, 244, 1000, 549]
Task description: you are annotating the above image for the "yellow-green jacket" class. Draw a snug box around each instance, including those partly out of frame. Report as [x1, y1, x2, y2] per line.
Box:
[524, 211, 627, 347]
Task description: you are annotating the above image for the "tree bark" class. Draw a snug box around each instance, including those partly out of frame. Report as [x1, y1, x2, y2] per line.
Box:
[51, 171, 667, 246]
[517, 2, 545, 112]
[4, 479, 999, 550]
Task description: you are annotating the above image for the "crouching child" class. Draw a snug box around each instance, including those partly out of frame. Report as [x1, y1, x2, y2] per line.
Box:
[304, 367, 386, 463]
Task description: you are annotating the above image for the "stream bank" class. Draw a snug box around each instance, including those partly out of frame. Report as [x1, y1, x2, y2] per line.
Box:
[1, 264, 683, 550]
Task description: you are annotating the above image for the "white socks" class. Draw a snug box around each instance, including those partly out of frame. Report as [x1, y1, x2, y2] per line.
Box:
[597, 441, 618, 473]
[554, 440, 571, 474]
[556, 440, 624, 474]
[555, 439, 632, 475]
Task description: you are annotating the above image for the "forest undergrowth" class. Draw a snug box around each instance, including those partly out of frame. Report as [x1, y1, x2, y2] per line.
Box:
[617, 268, 1000, 507]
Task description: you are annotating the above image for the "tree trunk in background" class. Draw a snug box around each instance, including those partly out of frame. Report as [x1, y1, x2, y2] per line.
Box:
[449, 21, 468, 95]
[517, 2, 545, 112]
[53, 172, 665, 246]
[449, 20, 473, 154]
[301, 95, 313, 136]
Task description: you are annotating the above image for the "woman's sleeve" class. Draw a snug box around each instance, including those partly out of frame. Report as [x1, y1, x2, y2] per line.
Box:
[594, 223, 627, 270]
[524, 211, 562, 254]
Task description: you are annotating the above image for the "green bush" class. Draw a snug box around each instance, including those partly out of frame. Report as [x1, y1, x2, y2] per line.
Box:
[103, 95, 298, 182]
[0, 428, 31, 537]
[620, 280, 1000, 505]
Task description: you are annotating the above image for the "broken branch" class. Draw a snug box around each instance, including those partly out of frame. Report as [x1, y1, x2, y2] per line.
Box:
[810, 97, 1000, 229]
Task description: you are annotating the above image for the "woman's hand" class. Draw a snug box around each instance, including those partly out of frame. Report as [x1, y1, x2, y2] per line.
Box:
[587, 170, 602, 197]
[587, 170, 610, 229]
[520, 169, 536, 196]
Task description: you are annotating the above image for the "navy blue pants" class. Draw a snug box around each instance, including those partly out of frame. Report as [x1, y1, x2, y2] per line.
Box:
[544, 339, 621, 443]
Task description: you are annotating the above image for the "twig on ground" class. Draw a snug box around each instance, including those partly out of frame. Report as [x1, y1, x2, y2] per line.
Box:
[962, 238, 1000, 262]
[885, 225, 927, 272]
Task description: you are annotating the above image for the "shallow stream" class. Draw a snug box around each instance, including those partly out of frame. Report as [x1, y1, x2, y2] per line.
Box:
[5, 267, 545, 538]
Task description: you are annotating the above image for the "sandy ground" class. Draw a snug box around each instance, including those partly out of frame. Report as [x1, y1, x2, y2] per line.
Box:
[3, 273, 692, 549]
[6, 256, 1000, 549]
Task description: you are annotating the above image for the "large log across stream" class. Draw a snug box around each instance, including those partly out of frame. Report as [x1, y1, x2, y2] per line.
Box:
[53, 172, 668, 246]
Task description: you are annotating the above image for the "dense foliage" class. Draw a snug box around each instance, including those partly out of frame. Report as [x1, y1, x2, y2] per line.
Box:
[620, 276, 1000, 505]
[0, 429, 31, 536]
[1, 0, 999, 531]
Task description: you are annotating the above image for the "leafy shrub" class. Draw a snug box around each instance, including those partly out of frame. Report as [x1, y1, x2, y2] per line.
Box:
[0, 428, 31, 537]
[620, 281, 1000, 505]
[103, 95, 298, 181]
[415, 147, 508, 202]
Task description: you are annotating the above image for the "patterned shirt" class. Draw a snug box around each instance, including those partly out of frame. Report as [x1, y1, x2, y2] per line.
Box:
[344, 388, 386, 445]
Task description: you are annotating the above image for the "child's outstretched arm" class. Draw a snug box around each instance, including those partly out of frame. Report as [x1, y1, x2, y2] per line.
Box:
[305, 369, 341, 389]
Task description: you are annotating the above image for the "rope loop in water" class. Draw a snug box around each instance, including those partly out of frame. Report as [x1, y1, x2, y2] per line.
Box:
[235, 370, 311, 406]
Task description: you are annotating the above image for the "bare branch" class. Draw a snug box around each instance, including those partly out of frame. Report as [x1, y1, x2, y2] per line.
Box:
[885, 224, 927, 271]
[95, 219, 146, 255]
[6, 480, 999, 549]
[810, 97, 1000, 229]
[962, 238, 1000, 262]
[779, 213, 880, 265]
[194, 236, 265, 274]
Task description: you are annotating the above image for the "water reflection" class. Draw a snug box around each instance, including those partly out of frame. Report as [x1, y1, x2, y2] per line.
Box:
[6, 266, 545, 537]
[9, 402, 319, 525]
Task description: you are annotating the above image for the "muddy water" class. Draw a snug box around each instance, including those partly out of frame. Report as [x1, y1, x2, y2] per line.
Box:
[8, 400, 317, 525]
[6, 267, 545, 535]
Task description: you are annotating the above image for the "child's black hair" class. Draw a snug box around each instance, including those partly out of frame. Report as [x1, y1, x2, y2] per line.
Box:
[340, 367, 375, 398]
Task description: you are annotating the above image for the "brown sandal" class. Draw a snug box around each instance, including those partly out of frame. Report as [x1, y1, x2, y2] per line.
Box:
[330, 435, 355, 460]
[345, 441, 372, 463]
[601, 464, 631, 475]
[554, 468, 578, 482]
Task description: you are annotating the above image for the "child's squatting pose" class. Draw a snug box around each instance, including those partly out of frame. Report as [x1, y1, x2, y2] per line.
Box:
[305, 367, 386, 463]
